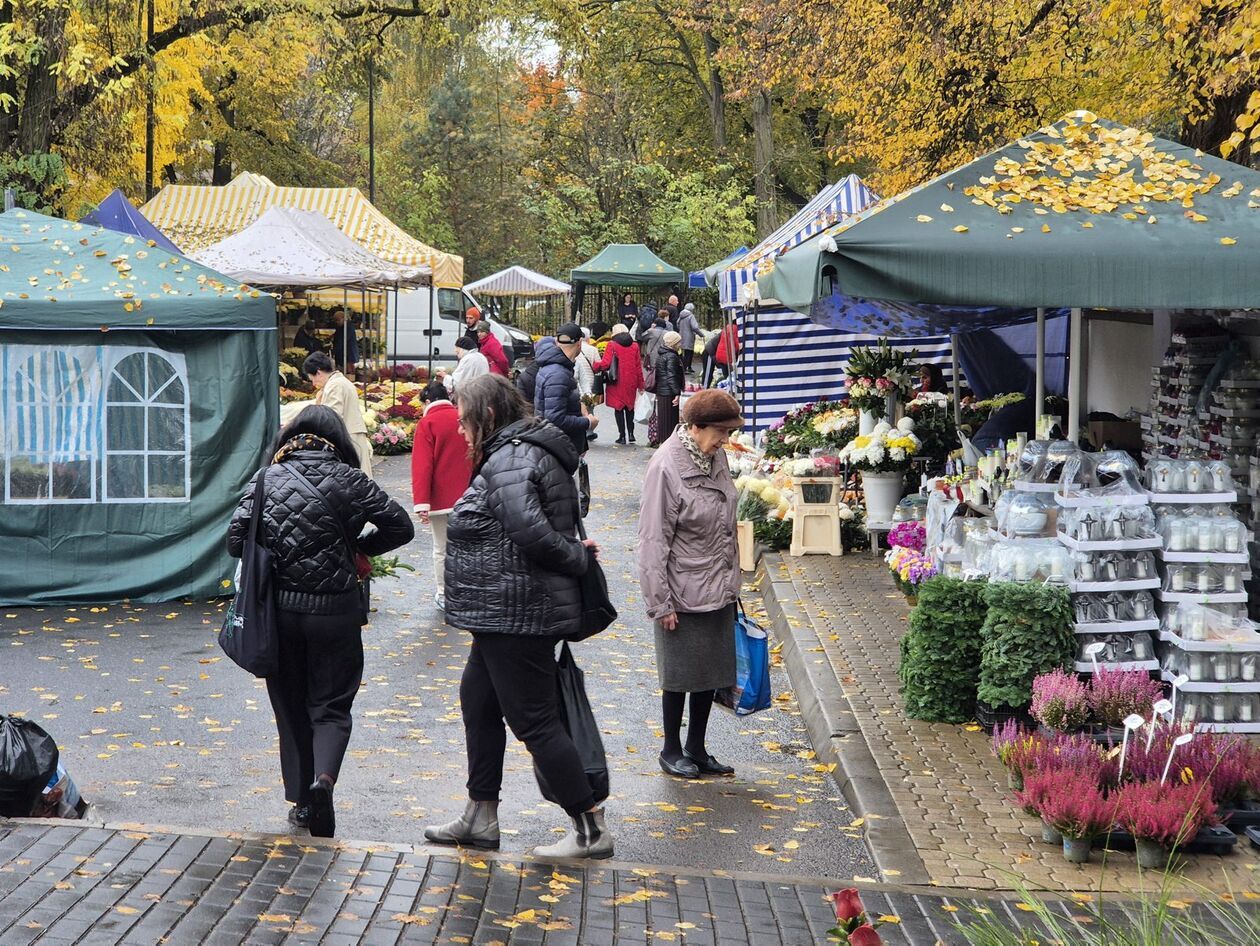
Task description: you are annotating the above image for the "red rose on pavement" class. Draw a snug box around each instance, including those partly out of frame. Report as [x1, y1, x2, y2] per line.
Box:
[829, 888, 865, 922]
[848, 924, 883, 946]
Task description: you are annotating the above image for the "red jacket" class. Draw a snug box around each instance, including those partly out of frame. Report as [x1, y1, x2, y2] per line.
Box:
[410, 401, 473, 513]
[479, 333, 510, 377]
[593, 335, 645, 410]
[716, 323, 739, 366]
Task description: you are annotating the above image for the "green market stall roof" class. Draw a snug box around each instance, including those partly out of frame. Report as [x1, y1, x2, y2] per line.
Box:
[759, 113, 1260, 313]
[570, 243, 683, 287]
[0, 209, 274, 331]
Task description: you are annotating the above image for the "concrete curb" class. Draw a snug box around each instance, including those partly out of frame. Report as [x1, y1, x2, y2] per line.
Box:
[756, 554, 933, 887]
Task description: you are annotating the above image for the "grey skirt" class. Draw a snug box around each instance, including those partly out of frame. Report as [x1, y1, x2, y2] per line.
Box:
[654, 603, 737, 692]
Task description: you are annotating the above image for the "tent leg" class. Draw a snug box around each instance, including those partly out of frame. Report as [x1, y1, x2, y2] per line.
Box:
[950, 335, 961, 427]
[1068, 307, 1083, 441]
[1035, 307, 1046, 419]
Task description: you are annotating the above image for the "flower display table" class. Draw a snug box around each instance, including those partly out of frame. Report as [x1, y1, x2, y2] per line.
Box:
[789, 477, 844, 557]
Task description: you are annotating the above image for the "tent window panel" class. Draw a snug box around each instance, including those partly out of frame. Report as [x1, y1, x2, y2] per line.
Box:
[8, 458, 51, 500]
[108, 354, 146, 402]
[5, 349, 99, 504]
[151, 373, 184, 406]
[147, 456, 186, 499]
[106, 454, 145, 499]
[148, 408, 185, 452]
[107, 405, 145, 451]
[146, 353, 176, 396]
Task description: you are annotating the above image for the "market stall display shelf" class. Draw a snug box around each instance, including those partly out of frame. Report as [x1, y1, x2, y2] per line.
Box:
[1055, 493, 1152, 508]
[1068, 579, 1160, 593]
[1013, 481, 1059, 494]
[1159, 550, 1249, 564]
[1154, 589, 1249, 604]
[1075, 659, 1160, 673]
[1074, 619, 1160, 634]
[1158, 630, 1260, 652]
[1210, 407, 1260, 419]
[1147, 491, 1238, 504]
[1058, 534, 1162, 552]
[1157, 672, 1260, 693]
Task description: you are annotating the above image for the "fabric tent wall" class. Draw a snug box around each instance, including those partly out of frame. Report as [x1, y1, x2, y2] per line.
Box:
[738, 307, 953, 431]
[0, 328, 277, 605]
[954, 315, 1069, 400]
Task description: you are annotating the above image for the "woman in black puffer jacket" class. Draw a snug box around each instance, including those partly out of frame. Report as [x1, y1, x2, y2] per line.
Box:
[228, 406, 413, 838]
[425, 374, 613, 860]
[653, 330, 686, 445]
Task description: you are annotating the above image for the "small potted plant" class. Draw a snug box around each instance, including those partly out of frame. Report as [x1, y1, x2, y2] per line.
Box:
[825, 887, 886, 944]
[1016, 768, 1066, 845]
[1088, 668, 1164, 741]
[1030, 669, 1091, 734]
[991, 720, 1044, 792]
[1037, 770, 1112, 864]
[1115, 779, 1218, 869]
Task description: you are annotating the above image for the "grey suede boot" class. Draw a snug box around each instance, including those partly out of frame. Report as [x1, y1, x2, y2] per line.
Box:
[532, 808, 614, 860]
[423, 800, 500, 850]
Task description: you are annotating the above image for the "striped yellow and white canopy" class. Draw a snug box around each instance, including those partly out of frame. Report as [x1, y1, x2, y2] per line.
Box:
[142, 175, 463, 287]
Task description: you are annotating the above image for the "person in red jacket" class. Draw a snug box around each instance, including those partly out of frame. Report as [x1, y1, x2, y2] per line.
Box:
[411, 381, 474, 610]
[714, 321, 739, 381]
[593, 322, 645, 445]
[475, 321, 510, 377]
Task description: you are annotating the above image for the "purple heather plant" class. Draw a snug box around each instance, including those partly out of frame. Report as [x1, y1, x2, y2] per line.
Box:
[1030, 670, 1091, 732]
[1088, 668, 1165, 728]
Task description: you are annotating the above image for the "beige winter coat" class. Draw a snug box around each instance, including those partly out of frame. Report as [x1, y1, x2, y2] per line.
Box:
[316, 371, 374, 476]
[638, 432, 740, 620]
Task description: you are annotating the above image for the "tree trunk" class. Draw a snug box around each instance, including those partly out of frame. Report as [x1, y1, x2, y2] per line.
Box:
[16, 2, 71, 156]
[751, 89, 776, 237]
[703, 32, 727, 155]
[212, 94, 236, 185]
[1183, 85, 1256, 166]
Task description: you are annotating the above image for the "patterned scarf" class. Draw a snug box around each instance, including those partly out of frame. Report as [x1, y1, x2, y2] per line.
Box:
[678, 426, 713, 475]
[273, 433, 337, 465]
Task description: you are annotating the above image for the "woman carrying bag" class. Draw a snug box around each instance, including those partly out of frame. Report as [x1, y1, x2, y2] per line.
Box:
[424, 374, 614, 859]
[653, 330, 686, 445]
[227, 407, 414, 838]
[638, 390, 744, 779]
[593, 323, 644, 445]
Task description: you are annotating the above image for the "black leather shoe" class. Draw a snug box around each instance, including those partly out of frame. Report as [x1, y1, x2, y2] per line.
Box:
[308, 777, 335, 838]
[658, 753, 701, 779]
[288, 805, 310, 829]
[684, 751, 735, 776]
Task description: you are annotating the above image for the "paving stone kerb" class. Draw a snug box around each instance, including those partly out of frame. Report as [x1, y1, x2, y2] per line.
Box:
[759, 553, 1260, 895]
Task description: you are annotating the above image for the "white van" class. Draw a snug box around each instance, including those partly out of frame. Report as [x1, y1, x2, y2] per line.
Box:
[385, 286, 534, 370]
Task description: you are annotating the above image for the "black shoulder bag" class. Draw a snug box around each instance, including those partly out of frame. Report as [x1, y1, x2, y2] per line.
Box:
[285, 468, 372, 625]
[568, 499, 616, 641]
[219, 470, 280, 677]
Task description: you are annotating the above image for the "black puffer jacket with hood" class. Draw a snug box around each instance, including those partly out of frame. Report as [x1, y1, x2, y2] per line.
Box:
[227, 441, 414, 614]
[533, 337, 590, 457]
[444, 417, 588, 637]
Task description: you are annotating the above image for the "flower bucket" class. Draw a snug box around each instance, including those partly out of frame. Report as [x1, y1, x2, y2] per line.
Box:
[737, 520, 756, 572]
[1134, 838, 1168, 870]
[862, 471, 904, 524]
[1062, 835, 1092, 864]
[859, 410, 878, 435]
[1041, 820, 1063, 845]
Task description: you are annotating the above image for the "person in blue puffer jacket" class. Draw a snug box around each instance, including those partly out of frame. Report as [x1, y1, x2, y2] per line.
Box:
[532, 324, 597, 456]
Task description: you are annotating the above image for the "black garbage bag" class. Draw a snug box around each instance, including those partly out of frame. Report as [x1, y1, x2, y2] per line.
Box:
[534, 643, 610, 807]
[0, 715, 59, 817]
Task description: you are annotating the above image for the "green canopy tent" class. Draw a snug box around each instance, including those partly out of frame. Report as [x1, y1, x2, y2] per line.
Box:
[759, 112, 1260, 435]
[570, 243, 683, 323]
[0, 209, 278, 605]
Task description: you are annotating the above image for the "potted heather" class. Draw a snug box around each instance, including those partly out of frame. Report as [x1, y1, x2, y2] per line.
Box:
[1115, 780, 1218, 869]
[991, 720, 1044, 792]
[1016, 768, 1067, 845]
[1030, 670, 1091, 734]
[1037, 769, 1113, 864]
[1088, 669, 1165, 742]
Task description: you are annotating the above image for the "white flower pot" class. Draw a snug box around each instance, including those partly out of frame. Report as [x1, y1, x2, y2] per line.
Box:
[859, 410, 878, 435]
[862, 471, 904, 525]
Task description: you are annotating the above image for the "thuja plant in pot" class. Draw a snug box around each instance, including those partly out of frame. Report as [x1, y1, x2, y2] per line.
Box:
[1035, 768, 1114, 864]
[976, 582, 1075, 731]
[899, 576, 986, 723]
[1115, 779, 1218, 870]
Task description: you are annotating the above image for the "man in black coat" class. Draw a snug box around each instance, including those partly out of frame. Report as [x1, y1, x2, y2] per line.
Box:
[533, 324, 598, 456]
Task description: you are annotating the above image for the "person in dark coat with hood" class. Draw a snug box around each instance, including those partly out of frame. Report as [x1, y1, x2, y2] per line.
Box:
[533, 324, 596, 456]
[594, 322, 645, 445]
[424, 375, 613, 860]
[228, 406, 414, 839]
[653, 331, 686, 445]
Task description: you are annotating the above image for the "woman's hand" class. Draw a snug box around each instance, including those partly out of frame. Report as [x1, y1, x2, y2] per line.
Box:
[672, 396, 679, 406]
[582, 538, 600, 560]
[661, 612, 679, 630]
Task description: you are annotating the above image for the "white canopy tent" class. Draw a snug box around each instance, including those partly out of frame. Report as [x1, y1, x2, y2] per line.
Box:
[193, 207, 430, 290]
[465, 265, 570, 297]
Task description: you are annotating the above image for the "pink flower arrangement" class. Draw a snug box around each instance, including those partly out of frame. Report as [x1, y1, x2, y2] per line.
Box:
[1115, 779, 1217, 846]
[885, 546, 937, 587]
[875, 377, 894, 392]
[1030, 670, 1091, 732]
[1088, 668, 1165, 728]
[887, 520, 926, 553]
[1036, 769, 1114, 839]
[826, 888, 884, 944]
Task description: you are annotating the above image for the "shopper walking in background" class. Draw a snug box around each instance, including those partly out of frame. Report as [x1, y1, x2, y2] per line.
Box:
[638, 390, 743, 779]
[228, 406, 414, 838]
[594, 323, 644, 445]
[676, 303, 701, 375]
[653, 331, 686, 446]
[476, 320, 511, 377]
[534, 323, 597, 456]
[442, 336, 490, 395]
[714, 320, 739, 382]
[410, 380, 473, 611]
[303, 352, 374, 476]
[424, 375, 613, 859]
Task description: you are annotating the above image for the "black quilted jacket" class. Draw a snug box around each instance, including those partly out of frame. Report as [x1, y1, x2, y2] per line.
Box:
[654, 348, 685, 398]
[444, 417, 588, 637]
[227, 445, 414, 614]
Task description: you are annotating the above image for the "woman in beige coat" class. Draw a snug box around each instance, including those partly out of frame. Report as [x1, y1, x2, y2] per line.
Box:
[303, 351, 374, 476]
[637, 389, 743, 779]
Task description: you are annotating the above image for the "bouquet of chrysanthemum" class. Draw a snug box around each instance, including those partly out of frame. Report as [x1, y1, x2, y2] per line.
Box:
[838, 419, 921, 473]
[887, 520, 926, 553]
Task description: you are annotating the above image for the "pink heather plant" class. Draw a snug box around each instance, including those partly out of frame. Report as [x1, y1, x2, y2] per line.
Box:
[1036, 769, 1114, 840]
[887, 520, 926, 553]
[1088, 669, 1165, 728]
[1030, 670, 1091, 732]
[1116, 780, 1217, 846]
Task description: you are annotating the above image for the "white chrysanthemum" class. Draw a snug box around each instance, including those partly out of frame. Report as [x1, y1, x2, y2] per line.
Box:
[897, 416, 915, 433]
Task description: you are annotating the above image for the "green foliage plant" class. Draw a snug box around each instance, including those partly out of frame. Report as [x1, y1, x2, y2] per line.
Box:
[977, 582, 1075, 712]
[899, 576, 987, 723]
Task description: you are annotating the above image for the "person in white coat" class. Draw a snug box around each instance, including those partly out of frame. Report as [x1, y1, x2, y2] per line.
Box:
[441, 336, 490, 395]
[303, 351, 374, 476]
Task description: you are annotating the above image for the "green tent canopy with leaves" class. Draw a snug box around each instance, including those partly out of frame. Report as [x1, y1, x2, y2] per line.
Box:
[0, 210, 278, 605]
[570, 243, 684, 287]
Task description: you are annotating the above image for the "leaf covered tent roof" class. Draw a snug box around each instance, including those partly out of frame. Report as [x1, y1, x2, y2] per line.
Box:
[759, 113, 1260, 314]
[465, 264, 570, 297]
[0, 209, 275, 331]
[570, 243, 683, 287]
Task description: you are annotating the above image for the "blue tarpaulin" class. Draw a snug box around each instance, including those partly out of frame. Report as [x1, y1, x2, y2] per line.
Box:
[81, 190, 183, 255]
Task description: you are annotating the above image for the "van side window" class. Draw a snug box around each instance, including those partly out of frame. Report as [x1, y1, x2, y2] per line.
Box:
[437, 288, 464, 322]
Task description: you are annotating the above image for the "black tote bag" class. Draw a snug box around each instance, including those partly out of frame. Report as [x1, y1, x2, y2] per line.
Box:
[0, 715, 59, 817]
[218, 471, 279, 677]
[534, 643, 610, 806]
[568, 501, 616, 641]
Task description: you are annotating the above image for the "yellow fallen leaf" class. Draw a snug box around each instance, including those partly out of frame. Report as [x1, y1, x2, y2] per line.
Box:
[115, 906, 138, 915]
[942, 904, 959, 912]
[952, 225, 969, 233]
[1167, 900, 1191, 910]
[1015, 903, 1036, 912]
[258, 914, 293, 923]
[1041, 224, 1052, 233]
[940, 203, 954, 212]
[1220, 237, 1237, 245]
[878, 915, 901, 924]
[916, 215, 933, 223]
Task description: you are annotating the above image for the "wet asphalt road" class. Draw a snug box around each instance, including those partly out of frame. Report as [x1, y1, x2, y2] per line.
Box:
[0, 404, 877, 881]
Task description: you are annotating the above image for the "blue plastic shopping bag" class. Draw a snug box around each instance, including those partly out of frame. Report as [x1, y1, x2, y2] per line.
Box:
[716, 605, 772, 715]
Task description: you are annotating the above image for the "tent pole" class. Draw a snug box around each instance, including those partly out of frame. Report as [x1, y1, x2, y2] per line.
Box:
[1035, 307, 1046, 419]
[1068, 307, 1083, 441]
[392, 287, 400, 402]
[950, 335, 961, 427]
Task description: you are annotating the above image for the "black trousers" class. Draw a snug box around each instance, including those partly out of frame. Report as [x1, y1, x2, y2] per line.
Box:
[681, 348, 694, 373]
[266, 609, 364, 804]
[461, 634, 596, 817]
[657, 394, 680, 444]
[613, 408, 634, 440]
